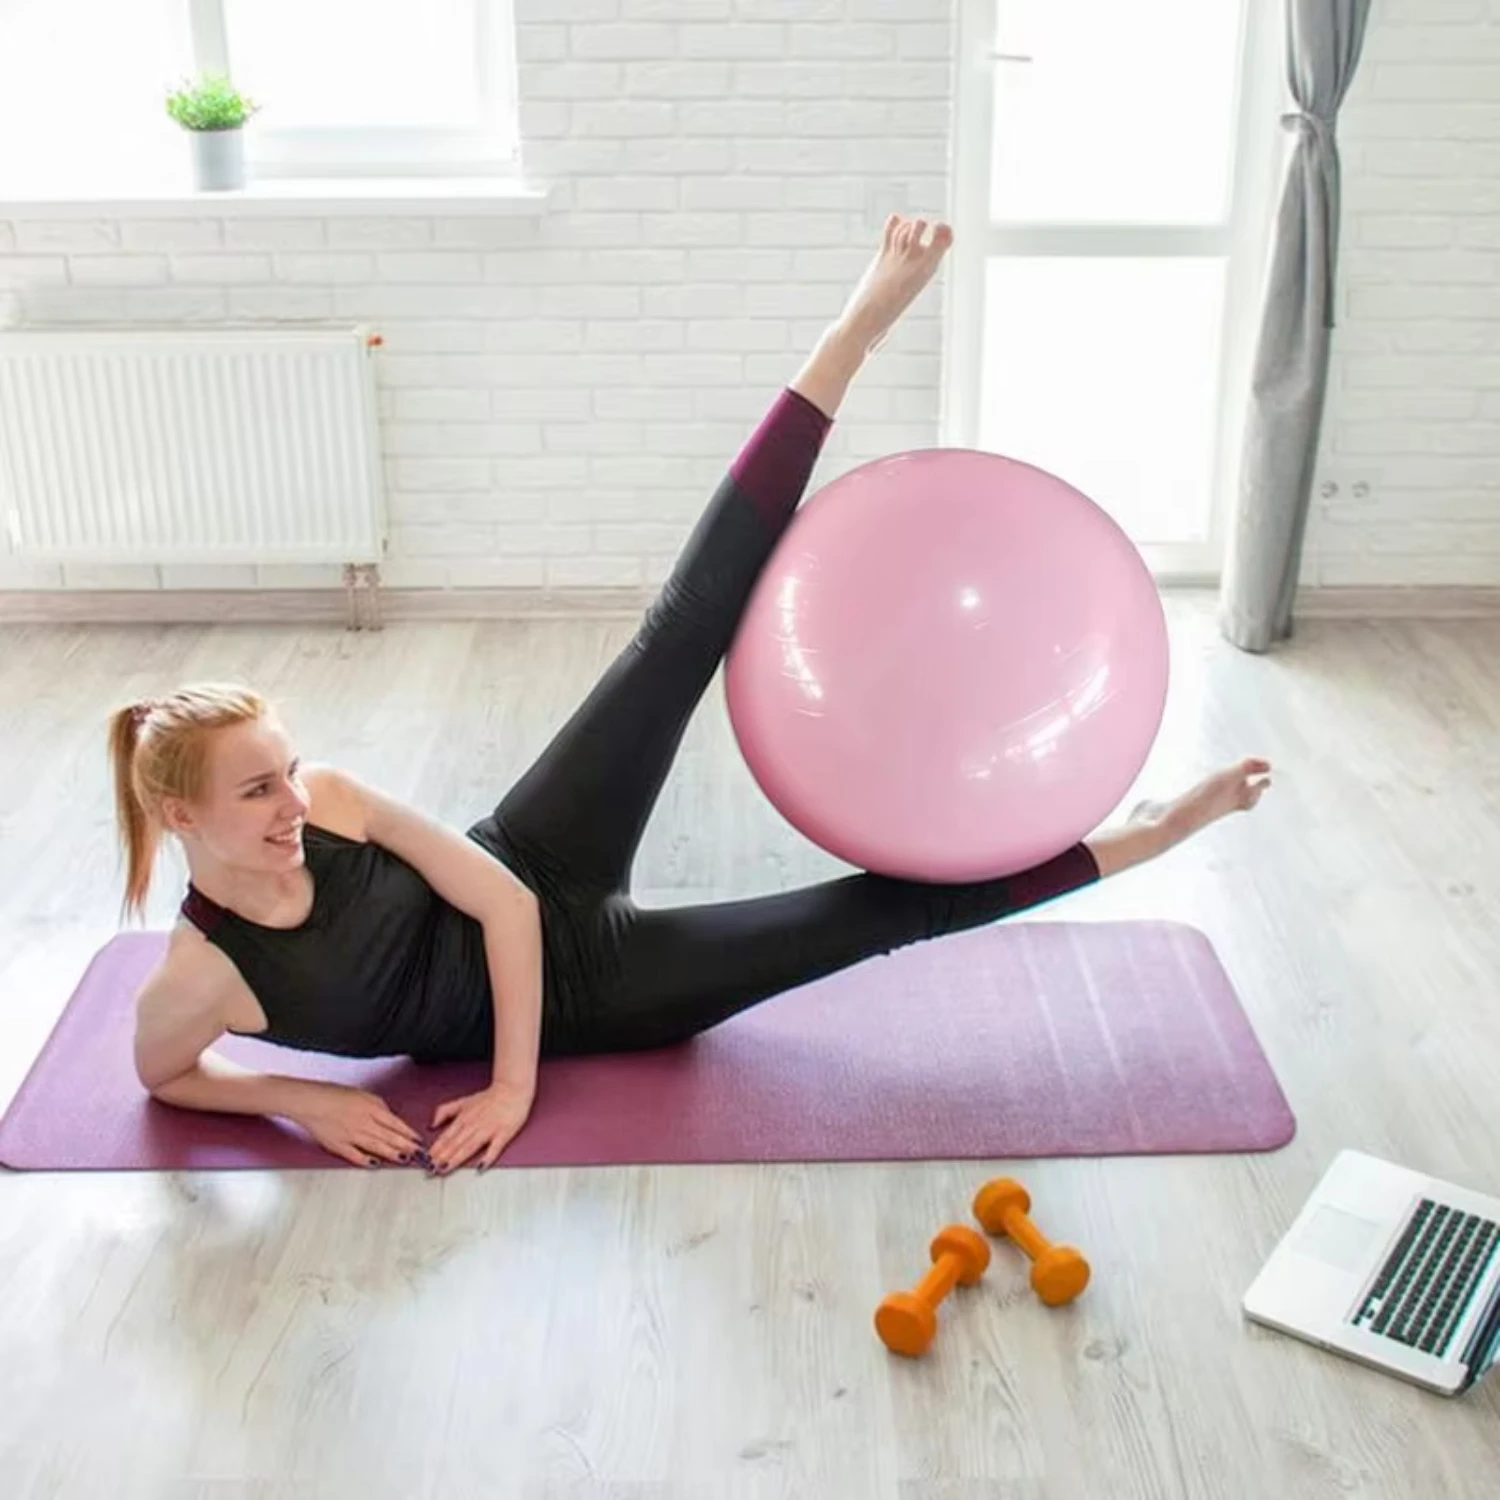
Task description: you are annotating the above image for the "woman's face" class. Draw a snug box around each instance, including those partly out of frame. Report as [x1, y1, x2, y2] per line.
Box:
[165, 715, 311, 870]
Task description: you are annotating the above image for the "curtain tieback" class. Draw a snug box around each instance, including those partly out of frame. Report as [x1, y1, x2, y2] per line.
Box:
[1281, 108, 1335, 156]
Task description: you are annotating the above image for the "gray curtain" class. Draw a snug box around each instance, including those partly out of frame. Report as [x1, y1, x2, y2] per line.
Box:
[1219, 0, 1372, 653]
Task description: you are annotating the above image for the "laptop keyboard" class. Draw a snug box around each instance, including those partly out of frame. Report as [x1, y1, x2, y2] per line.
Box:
[1351, 1198, 1500, 1358]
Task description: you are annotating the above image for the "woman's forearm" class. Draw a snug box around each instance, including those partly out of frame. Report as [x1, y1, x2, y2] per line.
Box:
[148, 1051, 323, 1121]
[480, 889, 545, 1097]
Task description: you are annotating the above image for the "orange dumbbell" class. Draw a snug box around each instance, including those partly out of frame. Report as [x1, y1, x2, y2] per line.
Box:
[875, 1224, 991, 1357]
[972, 1178, 1090, 1307]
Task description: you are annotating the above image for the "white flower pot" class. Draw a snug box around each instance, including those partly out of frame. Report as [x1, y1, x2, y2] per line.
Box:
[189, 127, 246, 192]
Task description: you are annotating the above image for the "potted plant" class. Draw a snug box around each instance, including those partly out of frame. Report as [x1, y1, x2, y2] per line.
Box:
[165, 73, 259, 192]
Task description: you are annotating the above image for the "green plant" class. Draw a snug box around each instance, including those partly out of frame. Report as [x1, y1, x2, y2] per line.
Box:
[165, 73, 259, 132]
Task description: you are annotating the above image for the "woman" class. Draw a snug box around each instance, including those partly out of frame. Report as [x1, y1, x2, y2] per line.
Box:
[115, 216, 1271, 1175]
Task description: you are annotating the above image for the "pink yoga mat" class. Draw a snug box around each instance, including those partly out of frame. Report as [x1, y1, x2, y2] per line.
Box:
[0, 922, 1294, 1172]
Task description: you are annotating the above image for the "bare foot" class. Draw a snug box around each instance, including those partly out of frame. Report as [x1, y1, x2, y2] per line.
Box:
[1131, 758, 1273, 845]
[837, 214, 954, 353]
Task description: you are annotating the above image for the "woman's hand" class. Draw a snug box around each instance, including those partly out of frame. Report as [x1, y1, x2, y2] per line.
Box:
[291, 1080, 426, 1168]
[427, 1081, 536, 1173]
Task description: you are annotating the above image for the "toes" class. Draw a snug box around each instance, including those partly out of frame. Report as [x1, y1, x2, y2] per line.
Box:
[881, 215, 954, 261]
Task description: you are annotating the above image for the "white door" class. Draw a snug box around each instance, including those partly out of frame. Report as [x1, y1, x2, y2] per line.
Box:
[943, 0, 1284, 580]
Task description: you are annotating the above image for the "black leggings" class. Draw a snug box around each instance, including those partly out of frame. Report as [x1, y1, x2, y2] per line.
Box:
[468, 386, 1101, 1054]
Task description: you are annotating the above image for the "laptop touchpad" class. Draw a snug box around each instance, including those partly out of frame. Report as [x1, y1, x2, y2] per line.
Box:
[1295, 1205, 1384, 1272]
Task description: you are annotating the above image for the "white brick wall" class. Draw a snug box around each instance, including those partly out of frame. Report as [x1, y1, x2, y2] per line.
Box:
[0, 0, 950, 596]
[1305, 0, 1500, 587]
[2, 0, 1494, 599]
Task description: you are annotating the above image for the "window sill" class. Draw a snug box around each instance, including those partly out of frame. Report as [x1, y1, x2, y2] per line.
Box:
[0, 175, 555, 219]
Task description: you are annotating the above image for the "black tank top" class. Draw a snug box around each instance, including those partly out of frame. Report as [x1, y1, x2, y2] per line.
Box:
[180, 824, 494, 1063]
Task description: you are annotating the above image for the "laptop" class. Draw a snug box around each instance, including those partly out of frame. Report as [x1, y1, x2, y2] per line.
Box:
[1242, 1149, 1500, 1396]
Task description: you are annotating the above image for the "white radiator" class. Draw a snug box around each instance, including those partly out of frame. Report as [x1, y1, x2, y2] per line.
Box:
[0, 327, 387, 566]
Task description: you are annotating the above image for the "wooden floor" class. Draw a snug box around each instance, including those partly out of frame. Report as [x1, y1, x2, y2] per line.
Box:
[1, 592, 1498, 1499]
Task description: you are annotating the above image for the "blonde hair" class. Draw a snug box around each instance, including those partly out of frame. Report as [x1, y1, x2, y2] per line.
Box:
[108, 682, 269, 923]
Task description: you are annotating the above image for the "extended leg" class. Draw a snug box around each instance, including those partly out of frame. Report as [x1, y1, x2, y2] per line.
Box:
[564, 758, 1273, 1053]
[489, 215, 954, 896]
[571, 846, 1102, 1053]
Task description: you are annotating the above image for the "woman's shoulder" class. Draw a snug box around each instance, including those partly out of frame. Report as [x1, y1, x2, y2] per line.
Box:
[149, 921, 270, 1035]
[300, 762, 370, 844]
[144, 921, 239, 1014]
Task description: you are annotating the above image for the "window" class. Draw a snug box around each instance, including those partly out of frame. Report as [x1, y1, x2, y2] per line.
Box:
[205, 0, 519, 176]
[943, 0, 1284, 579]
[0, 0, 518, 191]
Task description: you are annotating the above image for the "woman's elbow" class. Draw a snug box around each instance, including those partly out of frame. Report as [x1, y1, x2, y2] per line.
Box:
[136, 1053, 184, 1098]
[133, 1030, 202, 1097]
[132, 975, 225, 1096]
[479, 874, 539, 923]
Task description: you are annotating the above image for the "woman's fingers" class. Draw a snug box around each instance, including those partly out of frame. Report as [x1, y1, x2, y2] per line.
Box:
[376, 1123, 422, 1161]
[428, 1112, 464, 1156]
[360, 1131, 408, 1165]
[379, 1110, 424, 1149]
[430, 1130, 473, 1172]
[431, 1123, 486, 1173]
[366, 1097, 423, 1146]
[350, 1094, 424, 1158]
[322, 1125, 423, 1168]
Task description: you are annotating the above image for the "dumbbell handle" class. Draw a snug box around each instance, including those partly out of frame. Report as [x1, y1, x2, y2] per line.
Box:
[996, 1206, 1053, 1261]
[911, 1251, 964, 1307]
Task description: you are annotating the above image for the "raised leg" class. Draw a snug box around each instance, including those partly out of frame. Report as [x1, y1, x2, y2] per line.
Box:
[488, 215, 954, 897]
[486, 385, 832, 896]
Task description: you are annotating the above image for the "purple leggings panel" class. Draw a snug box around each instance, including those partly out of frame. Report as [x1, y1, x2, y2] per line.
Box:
[729, 386, 833, 525]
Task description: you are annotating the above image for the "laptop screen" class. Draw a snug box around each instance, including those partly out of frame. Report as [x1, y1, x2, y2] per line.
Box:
[1468, 1292, 1500, 1386]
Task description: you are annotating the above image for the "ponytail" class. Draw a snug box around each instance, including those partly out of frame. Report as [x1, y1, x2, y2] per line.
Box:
[106, 683, 269, 924]
[109, 703, 159, 924]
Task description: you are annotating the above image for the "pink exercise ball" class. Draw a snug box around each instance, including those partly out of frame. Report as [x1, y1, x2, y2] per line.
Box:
[724, 448, 1170, 883]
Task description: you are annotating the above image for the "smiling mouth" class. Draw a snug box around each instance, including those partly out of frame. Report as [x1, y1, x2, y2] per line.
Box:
[266, 824, 303, 848]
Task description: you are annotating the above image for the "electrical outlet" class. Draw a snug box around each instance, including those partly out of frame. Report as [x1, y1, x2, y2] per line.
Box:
[1315, 471, 1376, 504]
